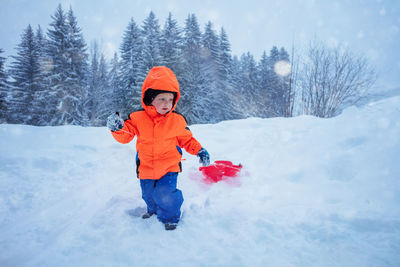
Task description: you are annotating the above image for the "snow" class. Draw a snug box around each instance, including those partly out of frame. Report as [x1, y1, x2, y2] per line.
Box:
[274, 60, 291, 77]
[1, 96, 400, 267]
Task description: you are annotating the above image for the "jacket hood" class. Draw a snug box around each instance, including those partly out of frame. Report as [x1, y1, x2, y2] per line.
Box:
[141, 66, 180, 117]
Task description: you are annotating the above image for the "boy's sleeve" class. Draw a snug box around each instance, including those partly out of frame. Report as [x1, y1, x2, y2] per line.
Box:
[111, 117, 137, 144]
[176, 117, 202, 155]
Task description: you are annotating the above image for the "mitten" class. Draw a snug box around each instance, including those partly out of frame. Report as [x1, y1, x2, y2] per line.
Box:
[107, 112, 124, 131]
[197, 147, 210, 166]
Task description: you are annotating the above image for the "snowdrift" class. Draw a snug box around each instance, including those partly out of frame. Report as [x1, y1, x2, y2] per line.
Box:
[1, 97, 400, 267]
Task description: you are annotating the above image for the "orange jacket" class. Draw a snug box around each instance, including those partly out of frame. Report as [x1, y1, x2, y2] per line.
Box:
[111, 66, 202, 180]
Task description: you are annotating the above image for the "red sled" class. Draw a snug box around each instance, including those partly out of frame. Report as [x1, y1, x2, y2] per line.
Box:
[199, 160, 243, 183]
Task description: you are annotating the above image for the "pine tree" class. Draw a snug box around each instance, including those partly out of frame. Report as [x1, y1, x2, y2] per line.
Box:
[202, 21, 220, 66]
[181, 14, 206, 124]
[265, 46, 292, 117]
[237, 52, 258, 118]
[86, 41, 100, 125]
[216, 27, 234, 121]
[199, 21, 219, 122]
[87, 44, 110, 126]
[44, 4, 69, 125]
[257, 50, 273, 117]
[160, 13, 183, 77]
[0, 48, 8, 123]
[141, 11, 162, 73]
[119, 18, 143, 117]
[8, 25, 41, 124]
[96, 54, 111, 125]
[66, 7, 88, 81]
[109, 52, 123, 112]
[217, 27, 232, 85]
[45, 4, 88, 125]
[30, 25, 48, 125]
[0, 49, 6, 88]
[265, 46, 282, 116]
[228, 55, 245, 119]
[65, 6, 89, 124]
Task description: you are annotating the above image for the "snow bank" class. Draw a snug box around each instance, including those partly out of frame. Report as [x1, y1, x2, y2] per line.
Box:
[1, 97, 400, 267]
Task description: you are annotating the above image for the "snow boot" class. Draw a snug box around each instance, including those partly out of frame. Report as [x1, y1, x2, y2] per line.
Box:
[164, 223, 178, 231]
[142, 212, 155, 219]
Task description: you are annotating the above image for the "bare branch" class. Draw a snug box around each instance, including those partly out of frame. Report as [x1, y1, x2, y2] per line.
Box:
[298, 41, 376, 117]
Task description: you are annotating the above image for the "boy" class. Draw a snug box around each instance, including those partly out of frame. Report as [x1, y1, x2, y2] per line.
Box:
[107, 66, 210, 231]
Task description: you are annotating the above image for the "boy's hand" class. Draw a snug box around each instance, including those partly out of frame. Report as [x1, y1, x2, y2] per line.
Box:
[107, 112, 124, 131]
[197, 148, 210, 166]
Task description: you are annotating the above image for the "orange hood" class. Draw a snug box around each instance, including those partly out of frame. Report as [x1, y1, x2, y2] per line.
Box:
[141, 66, 180, 117]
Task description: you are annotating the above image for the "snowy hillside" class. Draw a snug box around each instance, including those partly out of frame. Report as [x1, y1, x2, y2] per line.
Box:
[1, 97, 400, 267]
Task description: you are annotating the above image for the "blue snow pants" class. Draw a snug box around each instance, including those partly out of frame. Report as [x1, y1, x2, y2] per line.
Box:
[140, 172, 183, 224]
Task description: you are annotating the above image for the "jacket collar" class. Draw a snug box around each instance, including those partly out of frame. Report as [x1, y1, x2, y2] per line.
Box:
[144, 105, 172, 123]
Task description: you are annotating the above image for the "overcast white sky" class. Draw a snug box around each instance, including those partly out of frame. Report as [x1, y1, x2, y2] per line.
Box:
[1, 0, 399, 90]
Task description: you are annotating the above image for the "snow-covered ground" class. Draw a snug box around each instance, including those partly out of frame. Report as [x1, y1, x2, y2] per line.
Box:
[1, 96, 400, 267]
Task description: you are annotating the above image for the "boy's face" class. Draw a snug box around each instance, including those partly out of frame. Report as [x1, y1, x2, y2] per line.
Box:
[151, 92, 174, 114]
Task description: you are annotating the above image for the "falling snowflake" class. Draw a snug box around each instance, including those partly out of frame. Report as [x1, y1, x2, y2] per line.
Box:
[274, 60, 291, 77]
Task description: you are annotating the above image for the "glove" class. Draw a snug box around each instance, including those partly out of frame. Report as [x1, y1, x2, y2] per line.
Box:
[197, 147, 210, 166]
[107, 112, 124, 131]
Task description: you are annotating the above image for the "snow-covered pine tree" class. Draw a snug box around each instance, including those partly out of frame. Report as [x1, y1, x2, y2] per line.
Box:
[86, 41, 100, 125]
[181, 14, 206, 124]
[217, 27, 232, 86]
[141, 11, 163, 73]
[42, 5, 64, 125]
[200, 21, 220, 123]
[264, 46, 292, 117]
[228, 55, 246, 120]
[0, 48, 8, 123]
[96, 54, 112, 125]
[45, 4, 88, 125]
[0, 49, 5, 87]
[216, 27, 234, 121]
[29, 25, 48, 125]
[237, 52, 258, 118]
[45, 4, 70, 125]
[160, 13, 183, 78]
[86, 42, 113, 126]
[109, 52, 123, 113]
[266, 46, 283, 117]
[8, 25, 41, 124]
[119, 18, 143, 117]
[257, 50, 273, 117]
[202, 21, 220, 68]
[65, 6, 89, 124]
